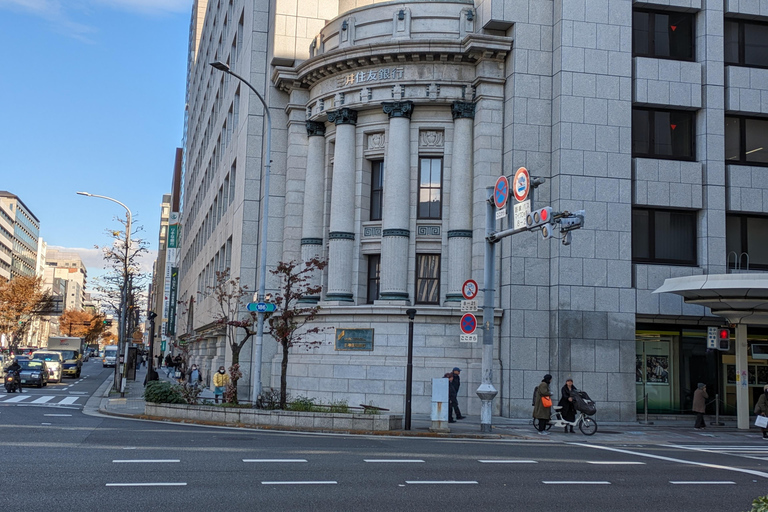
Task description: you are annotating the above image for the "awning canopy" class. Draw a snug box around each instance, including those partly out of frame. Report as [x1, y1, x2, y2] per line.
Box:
[653, 273, 768, 325]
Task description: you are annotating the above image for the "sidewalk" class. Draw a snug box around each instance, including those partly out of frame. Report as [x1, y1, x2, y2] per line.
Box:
[94, 366, 766, 443]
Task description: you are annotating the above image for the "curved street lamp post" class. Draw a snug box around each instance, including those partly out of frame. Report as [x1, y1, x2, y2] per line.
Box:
[209, 61, 272, 403]
[76, 191, 132, 397]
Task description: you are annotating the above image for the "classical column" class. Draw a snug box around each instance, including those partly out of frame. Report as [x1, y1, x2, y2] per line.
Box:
[300, 121, 326, 303]
[325, 108, 357, 302]
[446, 101, 475, 302]
[378, 101, 413, 302]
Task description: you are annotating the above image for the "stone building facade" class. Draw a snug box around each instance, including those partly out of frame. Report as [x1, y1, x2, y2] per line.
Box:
[177, 0, 768, 420]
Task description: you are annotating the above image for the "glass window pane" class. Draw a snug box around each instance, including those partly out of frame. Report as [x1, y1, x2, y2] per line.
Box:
[415, 254, 440, 304]
[632, 109, 650, 155]
[744, 118, 768, 163]
[653, 111, 673, 156]
[420, 159, 431, 185]
[431, 159, 442, 185]
[746, 217, 768, 266]
[744, 23, 768, 67]
[725, 215, 742, 256]
[668, 12, 694, 60]
[670, 111, 694, 158]
[724, 21, 739, 64]
[725, 117, 741, 162]
[654, 211, 696, 263]
[633, 11, 650, 56]
[632, 209, 650, 260]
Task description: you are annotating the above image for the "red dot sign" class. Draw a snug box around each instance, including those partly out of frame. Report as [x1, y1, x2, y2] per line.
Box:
[513, 167, 530, 202]
[460, 313, 477, 334]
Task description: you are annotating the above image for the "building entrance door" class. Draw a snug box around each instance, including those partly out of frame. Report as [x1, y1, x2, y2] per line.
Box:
[636, 335, 678, 413]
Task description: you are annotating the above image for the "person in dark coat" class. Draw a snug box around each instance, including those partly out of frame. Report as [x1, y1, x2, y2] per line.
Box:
[450, 367, 465, 420]
[558, 378, 577, 433]
[533, 374, 553, 435]
[693, 383, 708, 430]
[445, 373, 458, 423]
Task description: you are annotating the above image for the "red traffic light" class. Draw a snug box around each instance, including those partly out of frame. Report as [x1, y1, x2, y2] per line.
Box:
[540, 208, 548, 222]
[719, 329, 729, 339]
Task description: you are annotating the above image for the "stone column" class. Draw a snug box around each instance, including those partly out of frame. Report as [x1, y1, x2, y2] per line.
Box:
[379, 101, 413, 302]
[446, 101, 475, 302]
[300, 121, 326, 303]
[325, 108, 357, 302]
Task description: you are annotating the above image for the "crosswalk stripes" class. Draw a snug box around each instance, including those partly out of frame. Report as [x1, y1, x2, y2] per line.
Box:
[0, 394, 82, 406]
[672, 444, 768, 461]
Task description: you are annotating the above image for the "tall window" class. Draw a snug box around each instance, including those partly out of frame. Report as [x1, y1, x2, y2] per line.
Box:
[370, 160, 384, 221]
[726, 215, 768, 270]
[725, 116, 768, 165]
[415, 254, 440, 304]
[725, 19, 768, 68]
[632, 108, 695, 160]
[229, 162, 236, 204]
[633, 9, 695, 61]
[366, 255, 381, 304]
[632, 208, 697, 265]
[418, 158, 442, 219]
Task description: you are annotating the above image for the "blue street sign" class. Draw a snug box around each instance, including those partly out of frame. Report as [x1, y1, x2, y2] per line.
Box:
[247, 302, 276, 313]
[494, 176, 509, 209]
[460, 313, 477, 334]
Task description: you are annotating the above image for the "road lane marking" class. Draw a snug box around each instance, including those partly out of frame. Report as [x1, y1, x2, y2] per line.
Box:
[543, 481, 611, 485]
[3, 396, 28, 403]
[106, 483, 187, 487]
[479, 460, 537, 464]
[243, 459, 307, 463]
[58, 397, 79, 405]
[112, 460, 180, 463]
[586, 461, 645, 465]
[44, 414, 72, 417]
[41, 422, 52, 425]
[572, 442, 768, 480]
[405, 481, 478, 485]
[670, 481, 735, 485]
[261, 481, 336, 485]
[364, 459, 424, 463]
[31, 396, 55, 404]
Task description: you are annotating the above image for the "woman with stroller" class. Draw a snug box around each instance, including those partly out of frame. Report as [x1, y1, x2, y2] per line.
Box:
[558, 378, 577, 433]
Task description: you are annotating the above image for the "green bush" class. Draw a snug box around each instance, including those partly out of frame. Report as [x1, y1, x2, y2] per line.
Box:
[328, 399, 349, 414]
[288, 395, 317, 412]
[143, 380, 185, 404]
[747, 495, 768, 512]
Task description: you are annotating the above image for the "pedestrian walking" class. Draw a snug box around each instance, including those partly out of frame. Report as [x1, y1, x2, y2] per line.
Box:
[141, 353, 147, 368]
[164, 354, 174, 378]
[213, 366, 229, 404]
[450, 367, 465, 420]
[558, 378, 577, 433]
[755, 384, 768, 440]
[186, 364, 202, 389]
[693, 383, 708, 430]
[533, 374, 553, 435]
[443, 373, 458, 423]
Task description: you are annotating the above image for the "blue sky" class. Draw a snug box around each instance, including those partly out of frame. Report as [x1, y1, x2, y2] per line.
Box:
[0, 0, 191, 277]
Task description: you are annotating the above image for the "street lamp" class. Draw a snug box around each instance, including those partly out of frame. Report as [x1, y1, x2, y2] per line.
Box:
[76, 191, 132, 397]
[209, 60, 272, 404]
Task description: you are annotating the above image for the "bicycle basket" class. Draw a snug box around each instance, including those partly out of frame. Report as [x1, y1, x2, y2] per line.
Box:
[574, 390, 596, 415]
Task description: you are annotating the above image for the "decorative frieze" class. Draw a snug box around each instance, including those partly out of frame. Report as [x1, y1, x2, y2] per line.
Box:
[329, 231, 355, 241]
[417, 226, 441, 237]
[419, 130, 444, 149]
[367, 133, 385, 151]
[301, 237, 323, 245]
[382, 228, 410, 237]
[363, 226, 382, 237]
[447, 229, 472, 238]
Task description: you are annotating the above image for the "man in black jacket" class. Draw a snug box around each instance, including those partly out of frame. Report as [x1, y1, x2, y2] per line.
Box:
[450, 367, 465, 420]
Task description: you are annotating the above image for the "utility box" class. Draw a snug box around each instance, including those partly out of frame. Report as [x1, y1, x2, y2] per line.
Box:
[430, 377, 450, 432]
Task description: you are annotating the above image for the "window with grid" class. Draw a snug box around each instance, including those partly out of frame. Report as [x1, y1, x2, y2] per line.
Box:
[633, 9, 694, 61]
[370, 160, 384, 221]
[725, 19, 768, 68]
[726, 215, 768, 270]
[632, 208, 697, 265]
[725, 116, 768, 166]
[366, 255, 381, 304]
[632, 108, 695, 160]
[418, 158, 442, 219]
[415, 254, 440, 304]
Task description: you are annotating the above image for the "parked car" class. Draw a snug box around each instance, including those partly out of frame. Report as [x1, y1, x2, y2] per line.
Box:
[18, 359, 49, 388]
[31, 351, 63, 383]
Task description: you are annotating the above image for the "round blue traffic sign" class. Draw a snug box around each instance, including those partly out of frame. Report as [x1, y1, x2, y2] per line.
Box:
[513, 167, 530, 202]
[460, 313, 477, 334]
[494, 176, 509, 209]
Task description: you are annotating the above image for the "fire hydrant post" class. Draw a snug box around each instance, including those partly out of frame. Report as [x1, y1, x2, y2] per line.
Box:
[430, 377, 450, 432]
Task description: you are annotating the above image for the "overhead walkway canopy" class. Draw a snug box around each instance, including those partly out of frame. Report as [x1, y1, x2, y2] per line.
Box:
[654, 273, 768, 429]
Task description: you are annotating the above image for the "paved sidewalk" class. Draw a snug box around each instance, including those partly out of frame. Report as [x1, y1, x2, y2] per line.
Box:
[94, 366, 768, 443]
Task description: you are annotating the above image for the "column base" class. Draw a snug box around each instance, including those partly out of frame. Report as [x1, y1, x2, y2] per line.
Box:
[324, 293, 354, 302]
[298, 296, 320, 304]
[444, 293, 463, 303]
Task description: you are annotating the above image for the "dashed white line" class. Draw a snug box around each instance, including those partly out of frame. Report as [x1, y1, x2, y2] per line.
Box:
[586, 461, 645, 465]
[106, 483, 186, 487]
[261, 481, 336, 485]
[243, 459, 307, 463]
[364, 459, 424, 463]
[479, 460, 537, 464]
[543, 481, 611, 485]
[112, 460, 180, 463]
[44, 414, 72, 417]
[670, 481, 735, 485]
[405, 481, 478, 485]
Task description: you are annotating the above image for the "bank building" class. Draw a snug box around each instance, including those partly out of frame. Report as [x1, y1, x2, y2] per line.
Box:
[175, 0, 768, 425]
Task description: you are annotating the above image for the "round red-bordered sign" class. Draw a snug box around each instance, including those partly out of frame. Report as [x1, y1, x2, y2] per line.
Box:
[513, 167, 530, 202]
[462, 279, 478, 300]
[494, 175, 509, 209]
[460, 313, 477, 334]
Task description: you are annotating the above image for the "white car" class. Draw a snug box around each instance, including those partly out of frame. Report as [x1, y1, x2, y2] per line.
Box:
[32, 351, 63, 383]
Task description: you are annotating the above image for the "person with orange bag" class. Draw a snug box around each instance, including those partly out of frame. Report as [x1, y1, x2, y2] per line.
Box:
[533, 374, 553, 435]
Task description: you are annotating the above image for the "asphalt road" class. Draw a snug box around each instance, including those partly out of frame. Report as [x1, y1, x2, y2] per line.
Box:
[1, 362, 767, 511]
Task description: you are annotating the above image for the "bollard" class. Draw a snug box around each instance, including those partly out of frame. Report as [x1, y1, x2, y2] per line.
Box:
[710, 393, 725, 426]
[638, 393, 654, 425]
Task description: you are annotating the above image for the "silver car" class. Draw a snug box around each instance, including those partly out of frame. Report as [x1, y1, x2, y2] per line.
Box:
[32, 351, 63, 383]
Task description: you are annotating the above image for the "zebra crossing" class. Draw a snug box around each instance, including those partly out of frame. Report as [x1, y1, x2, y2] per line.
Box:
[0, 394, 82, 407]
[673, 444, 768, 461]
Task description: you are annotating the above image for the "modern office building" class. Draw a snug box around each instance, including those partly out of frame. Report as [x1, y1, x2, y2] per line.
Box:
[149, 193, 172, 352]
[43, 249, 87, 313]
[0, 191, 40, 280]
[176, 0, 768, 420]
[0, 199, 13, 281]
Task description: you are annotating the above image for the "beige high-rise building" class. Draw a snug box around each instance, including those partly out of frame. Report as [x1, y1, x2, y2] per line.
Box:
[44, 249, 87, 313]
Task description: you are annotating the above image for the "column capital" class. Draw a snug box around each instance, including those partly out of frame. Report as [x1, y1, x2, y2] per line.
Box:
[451, 101, 475, 120]
[327, 108, 357, 125]
[382, 101, 414, 119]
[306, 121, 326, 137]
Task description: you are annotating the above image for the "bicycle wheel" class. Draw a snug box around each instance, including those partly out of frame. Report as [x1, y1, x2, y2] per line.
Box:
[579, 416, 598, 436]
[532, 419, 553, 432]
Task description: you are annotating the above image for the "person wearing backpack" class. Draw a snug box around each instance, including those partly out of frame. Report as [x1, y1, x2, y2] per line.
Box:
[533, 374, 553, 435]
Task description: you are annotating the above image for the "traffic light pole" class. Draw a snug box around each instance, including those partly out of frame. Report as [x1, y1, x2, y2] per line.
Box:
[477, 187, 499, 433]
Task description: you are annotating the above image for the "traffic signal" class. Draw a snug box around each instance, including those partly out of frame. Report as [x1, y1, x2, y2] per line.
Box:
[718, 327, 730, 351]
[526, 207, 555, 239]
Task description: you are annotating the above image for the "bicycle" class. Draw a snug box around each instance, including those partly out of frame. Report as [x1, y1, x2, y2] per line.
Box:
[533, 405, 598, 436]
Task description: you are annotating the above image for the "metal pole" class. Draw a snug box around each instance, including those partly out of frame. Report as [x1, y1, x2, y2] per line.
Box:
[404, 309, 417, 430]
[712, 393, 724, 426]
[210, 63, 271, 404]
[639, 393, 654, 425]
[477, 187, 498, 433]
[147, 312, 158, 382]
